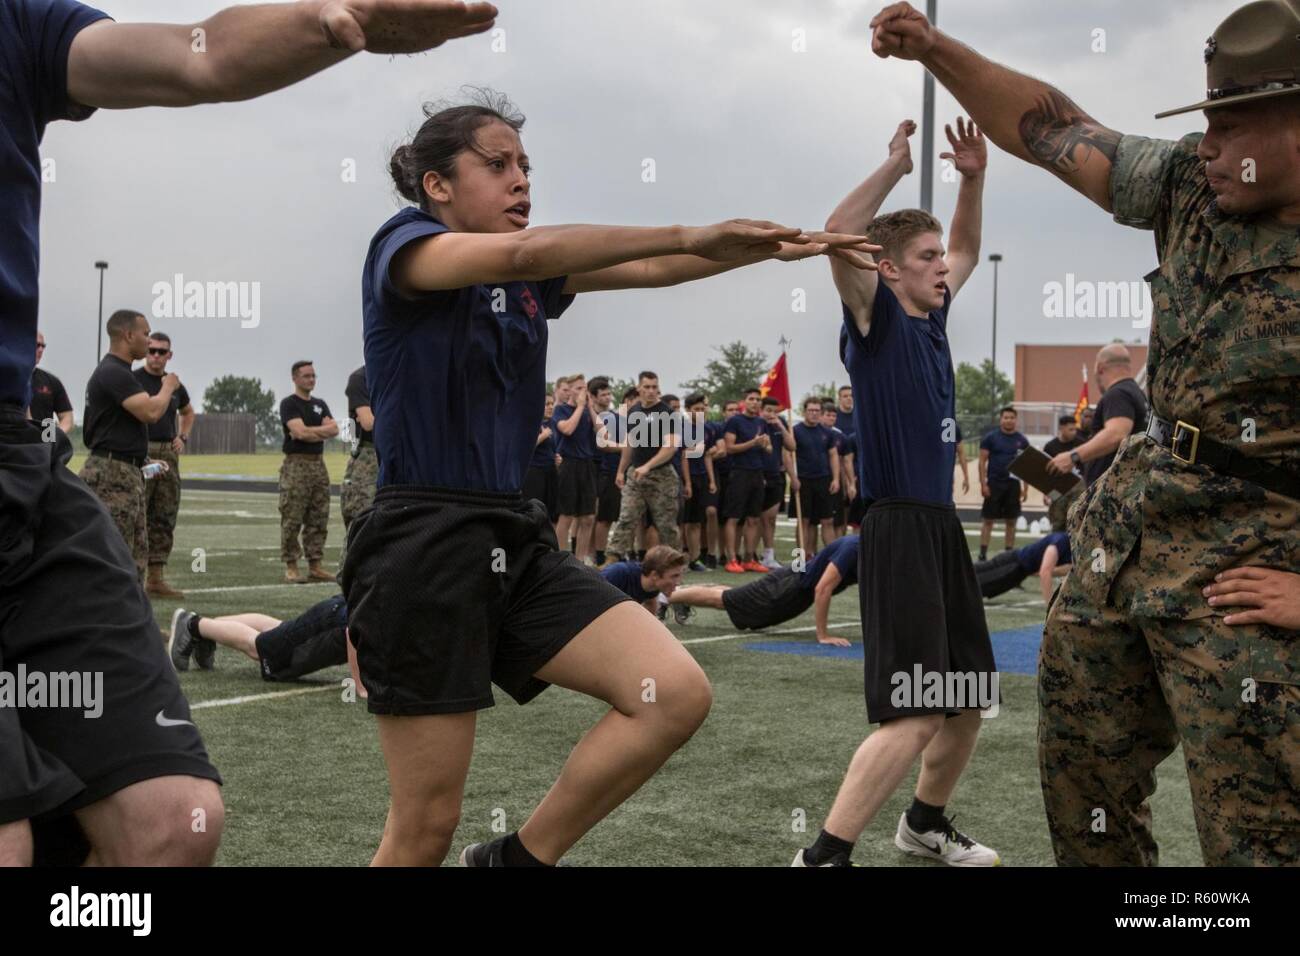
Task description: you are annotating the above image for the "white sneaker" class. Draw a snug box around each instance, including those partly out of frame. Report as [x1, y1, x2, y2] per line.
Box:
[761, 555, 783, 570]
[894, 813, 1001, 867]
[790, 847, 851, 867]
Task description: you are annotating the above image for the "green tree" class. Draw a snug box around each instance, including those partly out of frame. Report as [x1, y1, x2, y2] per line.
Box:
[680, 341, 771, 415]
[204, 375, 279, 447]
[804, 380, 842, 406]
[954, 359, 1014, 424]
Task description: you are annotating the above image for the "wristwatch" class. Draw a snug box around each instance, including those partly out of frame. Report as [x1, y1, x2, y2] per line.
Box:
[180, 435, 190, 445]
[1069, 450, 1082, 468]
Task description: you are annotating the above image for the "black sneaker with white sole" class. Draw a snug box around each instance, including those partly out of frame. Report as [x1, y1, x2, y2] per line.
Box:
[459, 836, 508, 867]
[168, 608, 195, 672]
[672, 603, 694, 625]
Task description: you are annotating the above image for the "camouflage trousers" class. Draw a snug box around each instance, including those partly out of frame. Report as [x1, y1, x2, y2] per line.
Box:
[339, 444, 378, 568]
[1039, 549, 1299, 866]
[279, 454, 330, 563]
[79, 454, 147, 582]
[145, 441, 181, 567]
[608, 466, 679, 553]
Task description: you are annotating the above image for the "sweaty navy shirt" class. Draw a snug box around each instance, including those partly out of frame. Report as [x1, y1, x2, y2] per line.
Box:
[600, 561, 658, 602]
[529, 418, 556, 470]
[1, 0, 111, 408]
[980, 428, 1030, 484]
[840, 282, 956, 506]
[1016, 531, 1072, 573]
[362, 207, 575, 491]
[799, 534, 859, 591]
[761, 420, 786, 475]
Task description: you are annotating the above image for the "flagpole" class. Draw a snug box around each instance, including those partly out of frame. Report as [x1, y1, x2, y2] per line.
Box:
[778, 335, 805, 559]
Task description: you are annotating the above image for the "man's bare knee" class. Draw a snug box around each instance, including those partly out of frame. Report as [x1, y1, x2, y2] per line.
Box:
[0, 819, 33, 867]
[87, 779, 223, 866]
[647, 663, 712, 741]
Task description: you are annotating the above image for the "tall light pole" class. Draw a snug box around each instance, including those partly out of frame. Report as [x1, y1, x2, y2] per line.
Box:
[988, 253, 1003, 422]
[920, 0, 938, 212]
[94, 260, 108, 363]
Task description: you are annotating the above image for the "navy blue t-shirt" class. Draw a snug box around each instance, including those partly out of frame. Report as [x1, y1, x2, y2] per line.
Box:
[1, 0, 110, 408]
[551, 402, 597, 460]
[362, 208, 575, 491]
[723, 412, 766, 470]
[840, 282, 956, 506]
[799, 534, 860, 591]
[710, 419, 732, 476]
[530, 418, 556, 470]
[794, 421, 834, 479]
[980, 428, 1030, 484]
[762, 420, 786, 475]
[598, 409, 624, 474]
[600, 561, 658, 601]
[686, 417, 711, 478]
[834, 408, 856, 440]
[1015, 532, 1072, 574]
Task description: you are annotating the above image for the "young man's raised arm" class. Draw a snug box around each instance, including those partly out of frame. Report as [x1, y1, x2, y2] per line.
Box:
[941, 118, 987, 299]
[68, 1, 499, 109]
[870, 2, 1121, 212]
[826, 121, 916, 337]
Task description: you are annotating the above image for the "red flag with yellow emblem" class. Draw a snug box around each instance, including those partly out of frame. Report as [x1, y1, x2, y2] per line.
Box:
[759, 352, 791, 410]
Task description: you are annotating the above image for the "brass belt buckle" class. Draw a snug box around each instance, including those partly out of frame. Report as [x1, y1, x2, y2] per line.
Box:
[1171, 420, 1200, 465]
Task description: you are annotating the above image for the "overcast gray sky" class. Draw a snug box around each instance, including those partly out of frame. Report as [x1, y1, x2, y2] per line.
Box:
[37, 0, 1232, 416]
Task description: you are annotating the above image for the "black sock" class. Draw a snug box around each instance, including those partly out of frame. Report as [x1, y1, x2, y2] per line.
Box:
[501, 831, 549, 867]
[595, 550, 606, 564]
[187, 613, 204, 639]
[906, 797, 946, 833]
[569, 537, 577, 552]
[804, 829, 855, 865]
[978, 547, 988, 561]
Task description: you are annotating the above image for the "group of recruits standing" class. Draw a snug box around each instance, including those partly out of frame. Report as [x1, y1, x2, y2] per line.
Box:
[524, 373, 861, 574]
[4, 0, 1298, 873]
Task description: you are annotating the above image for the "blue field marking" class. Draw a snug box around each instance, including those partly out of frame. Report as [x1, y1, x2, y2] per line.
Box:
[743, 624, 1045, 675]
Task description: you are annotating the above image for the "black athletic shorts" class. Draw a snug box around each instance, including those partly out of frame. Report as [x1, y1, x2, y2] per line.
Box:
[981, 479, 1022, 520]
[847, 494, 867, 527]
[721, 567, 813, 630]
[522, 464, 558, 524]
[973, 550, 1030, 600]
[859, 498, 997, 723]
[341, 484, 631, 714]
[682, 477, 717, 524]
[0, 408, 220, 849]
[255, 594, 349, 682]
[762, 472, 785, 512]
[596, 468, 622, 523]
[830, 486, 847, 526]
[557, 458, 598, 517]
[798, 475, 834, 522]
[723, 468, 765, 520]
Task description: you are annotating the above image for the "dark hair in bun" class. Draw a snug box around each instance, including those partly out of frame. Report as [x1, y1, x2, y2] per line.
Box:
[389, 87, 525, 211]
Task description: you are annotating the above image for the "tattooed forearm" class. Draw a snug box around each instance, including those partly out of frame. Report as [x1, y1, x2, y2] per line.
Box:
[1018, 89, 1120, 174]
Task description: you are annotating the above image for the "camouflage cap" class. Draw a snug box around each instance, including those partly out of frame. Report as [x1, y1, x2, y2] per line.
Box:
[1155, 0, 1300, 118]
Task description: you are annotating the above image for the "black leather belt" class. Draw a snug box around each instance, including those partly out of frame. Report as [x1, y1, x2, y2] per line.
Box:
[1145, 415, 1300, 501]
[90, 449, 147, 468]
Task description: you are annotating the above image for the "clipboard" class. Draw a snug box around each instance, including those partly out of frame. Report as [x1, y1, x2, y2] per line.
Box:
[1009, 446, 1082, 497]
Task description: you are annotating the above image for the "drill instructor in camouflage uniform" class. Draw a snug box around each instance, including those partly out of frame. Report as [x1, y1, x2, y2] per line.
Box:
[609, 371, 682, 556]
[135, 331, 194, 598]
[341, 364, 377, 562]
[279, 361, 337, 583]
[872, 0, 1300, 865]
[81, 310, 182, 584]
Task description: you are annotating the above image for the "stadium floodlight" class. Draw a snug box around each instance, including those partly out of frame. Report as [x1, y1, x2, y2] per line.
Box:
[988, 253, 1003, 422]
[94, 260, 109, 364]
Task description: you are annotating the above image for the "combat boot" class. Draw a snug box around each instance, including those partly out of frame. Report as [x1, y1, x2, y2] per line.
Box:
[146, 564, 184, 598]
[307, 560, 335, 582]
[285, 561, 304, 584]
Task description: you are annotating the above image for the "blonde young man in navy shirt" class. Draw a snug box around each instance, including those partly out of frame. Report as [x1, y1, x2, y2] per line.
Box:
[795, 118, 1001, 868]
[347, 92, 879, 867]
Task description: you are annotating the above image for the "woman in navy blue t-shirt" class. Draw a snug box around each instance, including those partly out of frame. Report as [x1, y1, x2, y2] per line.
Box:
[343, 91, 879, 867]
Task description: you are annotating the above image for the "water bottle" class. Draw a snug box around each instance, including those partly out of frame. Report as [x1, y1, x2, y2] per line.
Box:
[142, 462, 165, 480]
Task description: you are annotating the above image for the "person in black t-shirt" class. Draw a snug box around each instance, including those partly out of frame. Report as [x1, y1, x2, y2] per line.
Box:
[1042, 414, 1086, 531]
[552, 373, 603, 563]
[28, 331, 73, 433]
[278, 360, 337, 583]
[80, 309, 181, 582]
[978, 407, 1030, 560]
[341, 364, 378, 560]
[609, 371, 681, 558]
[523, 392, 560, 524]
[1046, 344, 1148, 487]
[134, 331, 194, 598]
